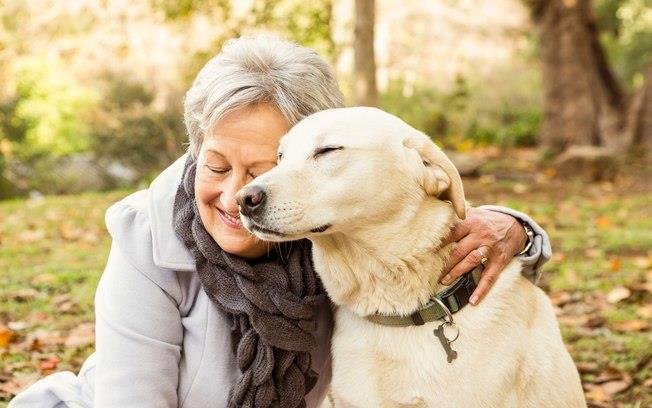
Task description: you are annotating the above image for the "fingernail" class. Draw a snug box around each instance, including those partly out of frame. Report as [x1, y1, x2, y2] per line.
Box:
[470, 295, 479, 305]
[441, 275, 452, 285]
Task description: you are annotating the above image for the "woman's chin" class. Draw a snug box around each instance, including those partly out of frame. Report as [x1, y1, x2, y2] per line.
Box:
[211, 222, 268, 259]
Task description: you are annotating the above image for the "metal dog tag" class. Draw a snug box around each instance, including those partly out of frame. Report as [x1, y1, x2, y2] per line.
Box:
[434, 321, 459, 363]
[431, 297, 460, 363]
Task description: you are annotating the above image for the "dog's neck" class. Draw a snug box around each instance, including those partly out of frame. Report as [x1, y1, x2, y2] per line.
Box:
[310, 199, 456, 317]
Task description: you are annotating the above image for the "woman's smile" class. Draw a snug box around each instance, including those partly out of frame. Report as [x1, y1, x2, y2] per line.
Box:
[216, 205, 243, 229]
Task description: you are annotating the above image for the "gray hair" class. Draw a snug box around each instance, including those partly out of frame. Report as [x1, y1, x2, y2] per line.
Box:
[184, 36, 345, 157]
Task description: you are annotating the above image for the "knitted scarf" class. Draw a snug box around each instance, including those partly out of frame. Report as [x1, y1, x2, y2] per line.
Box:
[172, 155, 326, 407]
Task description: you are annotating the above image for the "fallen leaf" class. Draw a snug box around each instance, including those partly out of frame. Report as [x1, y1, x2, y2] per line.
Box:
[643, 377, 652, 388]
[39, 355, 60, 371]
[81, 231, 101, 244]
[552, 252, 567, 262]
[608, 258, 621, 272]
[600, 380, 631, 395]
[21, 330, 65, 350]
[52, 294, 79, 313]
[630, 282, 652, 294]
[0, 324, 14, 347]
[584, 384, 610, 402]
[549, 291, 572, 307]
[478, 175, 496, 184]
[7, 288, 39, 302]
[17, 229, 46, 243]
[593, 367, 626, 384]
[584, 315, 606, 328]
[633, 256, 650, 269]
[64, 322, 95, 348]
[59, 222, 83, 241]
[636, 304, 652, 319]
[30, 273, 56, 285]
[585, 248, 602, 259]
[606, 286, 630, 304]
[564, 268, 579, 285]
[612, 319, 649, 332]
[576, 361, 599, 373]
[558, 315, 588, 326]
[595, 216, 612, 230]
[0, 373, 40, 395]
[512, 183, 528, 194]
[7, 321, 28, 331]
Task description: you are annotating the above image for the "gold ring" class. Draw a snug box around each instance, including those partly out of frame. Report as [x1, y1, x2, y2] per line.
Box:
[480, 256, 488, 266]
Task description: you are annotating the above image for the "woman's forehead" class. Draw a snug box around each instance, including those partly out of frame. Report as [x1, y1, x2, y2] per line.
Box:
[210, 104, 288, 142]
[201, 132, 279, 166]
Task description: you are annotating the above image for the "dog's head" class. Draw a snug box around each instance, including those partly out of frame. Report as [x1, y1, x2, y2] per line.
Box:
[237, 107, 465, 242]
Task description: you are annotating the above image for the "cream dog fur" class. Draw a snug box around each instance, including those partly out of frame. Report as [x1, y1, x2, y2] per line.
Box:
[238, 107, 585, 407]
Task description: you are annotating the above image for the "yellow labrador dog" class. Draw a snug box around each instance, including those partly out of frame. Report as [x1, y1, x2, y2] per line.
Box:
[237, 107, 585, 407]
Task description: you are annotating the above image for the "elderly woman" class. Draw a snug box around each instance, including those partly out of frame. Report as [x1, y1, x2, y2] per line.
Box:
[10, 37, 550, 408]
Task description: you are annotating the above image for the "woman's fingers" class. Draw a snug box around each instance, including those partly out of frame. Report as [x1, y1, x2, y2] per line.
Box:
[440, 219, 471, 248]
[469, 254, 507, 305]
[440, 241, 490, 285]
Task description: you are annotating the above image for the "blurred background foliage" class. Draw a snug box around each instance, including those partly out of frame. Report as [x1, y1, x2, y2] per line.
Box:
[0, 0, 649, 199]
[596, 0, 652, 88]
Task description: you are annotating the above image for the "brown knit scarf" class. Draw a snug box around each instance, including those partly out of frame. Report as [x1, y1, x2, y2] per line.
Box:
[172, 155, 326, 407]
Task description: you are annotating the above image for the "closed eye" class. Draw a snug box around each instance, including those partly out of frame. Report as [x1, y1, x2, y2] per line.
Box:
[313, 145, 344, 159]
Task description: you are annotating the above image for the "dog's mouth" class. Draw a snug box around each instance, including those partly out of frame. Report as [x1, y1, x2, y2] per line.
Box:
[248, 222, 288, 238]
[242, 216, 331, 241]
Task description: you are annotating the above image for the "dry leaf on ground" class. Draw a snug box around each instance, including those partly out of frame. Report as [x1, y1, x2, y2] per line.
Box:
[30, 273, 56, 285]
[64, 322, 95, 348]
[0, 373, 40, 395]
[0, 324, 14, 347]
[606, 286, 631, 304]
[612, 320, 649, 332]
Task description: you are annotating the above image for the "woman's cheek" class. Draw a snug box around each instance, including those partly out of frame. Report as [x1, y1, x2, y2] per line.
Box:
[195, 173, 222, 204]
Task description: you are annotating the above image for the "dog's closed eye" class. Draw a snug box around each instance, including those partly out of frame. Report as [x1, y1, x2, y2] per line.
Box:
[313, 145, 344, 159]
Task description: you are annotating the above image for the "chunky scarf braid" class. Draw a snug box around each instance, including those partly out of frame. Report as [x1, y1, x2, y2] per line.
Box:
[172, 155, 326, 407]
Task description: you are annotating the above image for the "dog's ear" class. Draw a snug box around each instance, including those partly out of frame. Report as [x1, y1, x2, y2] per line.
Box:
[403, 131, 466, 220]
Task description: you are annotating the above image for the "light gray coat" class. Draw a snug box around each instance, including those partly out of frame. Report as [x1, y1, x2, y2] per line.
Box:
[9, 154, 551, 408]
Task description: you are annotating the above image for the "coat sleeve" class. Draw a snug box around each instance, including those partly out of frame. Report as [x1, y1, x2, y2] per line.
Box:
[477, 205, 552, 284]
[93, 209, 184, 407]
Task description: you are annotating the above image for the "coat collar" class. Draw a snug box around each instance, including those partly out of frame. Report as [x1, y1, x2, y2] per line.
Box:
[148, 152, 196, 271]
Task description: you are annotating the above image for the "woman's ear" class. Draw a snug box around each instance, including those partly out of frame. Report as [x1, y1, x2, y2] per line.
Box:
[403, 131, 467, 220]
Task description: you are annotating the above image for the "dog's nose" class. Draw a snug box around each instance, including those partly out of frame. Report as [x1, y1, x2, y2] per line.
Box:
[236, 185, 266, 215]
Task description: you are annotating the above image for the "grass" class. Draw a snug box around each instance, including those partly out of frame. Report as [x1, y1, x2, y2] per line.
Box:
[0, 151, 650, 407]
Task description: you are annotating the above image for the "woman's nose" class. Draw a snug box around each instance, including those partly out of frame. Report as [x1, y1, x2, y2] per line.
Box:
[220, 176, 247, 214]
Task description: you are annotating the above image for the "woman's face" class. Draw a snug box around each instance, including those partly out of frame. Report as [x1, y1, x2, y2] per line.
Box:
[194, 103, 289, 259]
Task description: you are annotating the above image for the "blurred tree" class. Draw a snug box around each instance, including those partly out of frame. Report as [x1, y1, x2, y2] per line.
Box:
[7, 58, 98, 160]
[89, 75, 186, 179]
[595, 0, 652, 88]
[353, 0, 378, 106]
[155, 0, 335, 60]
[527, 0, 651, 156]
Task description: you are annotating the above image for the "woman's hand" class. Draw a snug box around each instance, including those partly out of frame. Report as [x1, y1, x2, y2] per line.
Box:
[438, 207, 528, 305]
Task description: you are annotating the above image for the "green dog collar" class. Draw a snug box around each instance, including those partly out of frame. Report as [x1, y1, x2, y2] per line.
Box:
[365, 265, 483, 327]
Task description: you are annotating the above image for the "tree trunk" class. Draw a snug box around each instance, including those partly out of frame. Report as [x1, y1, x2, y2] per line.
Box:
[529, 0, 629, 154]
[630, 62, 652, 154]
[353, 0, 378, 106]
